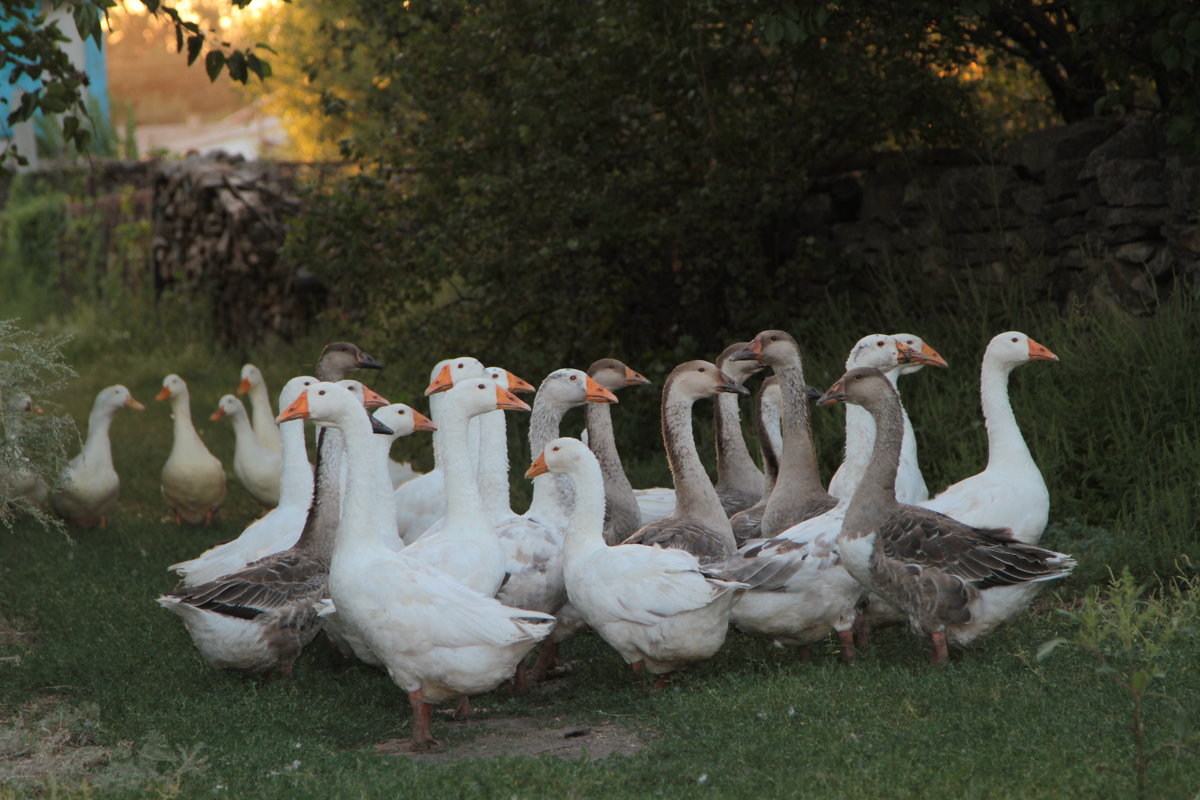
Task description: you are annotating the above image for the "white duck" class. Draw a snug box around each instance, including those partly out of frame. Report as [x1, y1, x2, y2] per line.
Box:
[49, 385, 144, 527]
[2, 392, 49, 509]
[919, 331, 1058, 544]
[530, 437, 745, 688]
[400, 377, 531, 596]
[818, 366, 1073, 664]
[211, 394, 282, 507]
[290, 381, 554, 748]
[237, 364, 282, 454]
[157, 373, 226, 526]
[394, 356, 487, 543]
[168, 376, 316, 587]
[157, 379, 392, 675]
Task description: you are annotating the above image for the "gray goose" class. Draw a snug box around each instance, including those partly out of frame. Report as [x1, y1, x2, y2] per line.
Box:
[713, 342, 765, 517]
[730, 330, 836, 537]
[583, 357, 651, 545]
[621, 360, 747, 562]
[157, 342, 384, 676]
[817, 367, 1074, 665]
[730, 376, 781, 546]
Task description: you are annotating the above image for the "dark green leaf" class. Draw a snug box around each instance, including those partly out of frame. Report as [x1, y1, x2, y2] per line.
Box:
[205, 50, 226, 82]
[187, 34, 204, 66]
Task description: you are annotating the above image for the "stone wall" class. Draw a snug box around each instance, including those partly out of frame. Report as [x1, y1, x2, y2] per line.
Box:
[793, 118, 1200, 310]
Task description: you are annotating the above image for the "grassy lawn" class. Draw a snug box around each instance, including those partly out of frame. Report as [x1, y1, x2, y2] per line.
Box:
[2, 504, 1198, 798]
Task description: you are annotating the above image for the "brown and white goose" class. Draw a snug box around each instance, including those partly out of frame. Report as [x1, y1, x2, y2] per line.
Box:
[817, 366, 1074, 665]
[713, 343, 765, 517]
[729, 376, 781, 545]
[583, 358, 651, 545]
[621, 360, 747, 562]
[729, 331, 836, 537]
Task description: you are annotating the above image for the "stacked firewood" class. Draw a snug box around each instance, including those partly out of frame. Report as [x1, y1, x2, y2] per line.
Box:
[151, 154, 326, 347]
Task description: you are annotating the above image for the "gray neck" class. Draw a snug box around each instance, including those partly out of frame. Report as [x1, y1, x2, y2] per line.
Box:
[714, 390, 763, 496]
[662, 392, 732, 539]
[586, 400, 639, 538]
[769, 354, 829, 504]
[841, 394, 904, 541]
[527, 395, 575, 520]
[294, 426, 343, 559]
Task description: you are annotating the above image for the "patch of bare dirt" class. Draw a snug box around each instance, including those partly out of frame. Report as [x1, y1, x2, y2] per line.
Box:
[375, 717, 644, 762]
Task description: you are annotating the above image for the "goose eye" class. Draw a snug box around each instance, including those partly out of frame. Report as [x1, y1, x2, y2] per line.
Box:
[552, 446, 560, 452]
[876, 341, 884, 347]
[769, 335, 779, 341]
[399, 410, 406, 415]
[457, 363, 464, 369]
[478, 383, 485, 389]
[318, 390, 326, 396]
[569, 375, 577, 381]
[1011, 337, 1019, 343]
[698, 367, 706, 372]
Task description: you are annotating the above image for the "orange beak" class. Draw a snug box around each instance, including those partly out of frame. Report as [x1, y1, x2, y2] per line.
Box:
[425, 364, 454, 396]
[525, 451, 548, 478]
[817, 378, 846, 406]
[276, 391, 311, 423]
[155, 386, 171, 401]
[505, 371, 535, 394]
[624, 366, 651, 386]
[32, 406, 44, 415]
[125, 397, 145, 411]
[729, 338, 764, 362]
[1027, 338, 1058, 362]
[496, 386, 532, 412]
[411, 410, 437, 432]
[210, 406, 227, 421]
[918, 342, 948, 368]
[237, 377, 251, 395]
[362, 386, 389, 408]
[585, 375, 619, 404]
[897, 342, 948, 368]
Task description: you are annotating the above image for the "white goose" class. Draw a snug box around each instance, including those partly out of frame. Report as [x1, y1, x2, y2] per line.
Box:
[394, 356, 487, 544]
[400, 377, 531, 596]
[2, 392, 49, 510]
[919, 331, 1058, 544]
[211, 394, 282, 507]
[529, 437, 745, 688]
[157, 374, 226, 526]
[290, 381, 554, 749]
[237, 364, 282, 454]
[49, 385, 144, 527]
[169, 376, 316, 586]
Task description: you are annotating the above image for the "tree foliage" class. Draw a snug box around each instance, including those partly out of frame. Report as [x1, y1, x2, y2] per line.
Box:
[0, 0, 275, 170]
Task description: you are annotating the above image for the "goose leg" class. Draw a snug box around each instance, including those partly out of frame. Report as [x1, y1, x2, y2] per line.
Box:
[454, 696, 471, 719]
[408, 690, 438, 749]
[797, 644, 812, 663]
[510, 662, 530, 692]
[929, 631, 949, 666]
[174, 510, 182, 526]
[852, 614, 871, 649]
[837, 629, 857, 664]
[653, 673, 672, 691]
[528, 639, 559, 682]
[204, 509, 215, 527]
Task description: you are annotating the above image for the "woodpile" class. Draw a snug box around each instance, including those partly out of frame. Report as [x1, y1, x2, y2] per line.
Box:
[151, 154, 328, 347]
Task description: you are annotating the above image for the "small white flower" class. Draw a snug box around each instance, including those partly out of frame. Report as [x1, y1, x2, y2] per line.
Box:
[697, 774, 709, 785]
[787, 706, 796, 717]
[284, 760, 301, 772]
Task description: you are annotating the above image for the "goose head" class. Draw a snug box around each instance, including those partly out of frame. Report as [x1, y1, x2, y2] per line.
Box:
[586, 358, 650, 393]
[445, 376, 532, 417]
[96, 384, 145, 414]
[536, 368, 619, 409]
[237, 364, 265, 395]
[817, 367, 897, 411]
[370, 403, 438, 444]
[666, 360, 748, 401]
[338, 379, 389, 408]
[316, 342, 383, 382]
[717, 342, 765, 385]
[891, 333, 948, 374]
[156, 374, 189, 403]
[729, 330, 800, 369]
[986, 331, 1058, 367]
[526, 436, 594, 479]
[277, 376, 318, 411]
[425, 356, 487, 395]
[277, 382, 395, 435]
[210, 394, 248, 422]
[486, 366, 535, 394]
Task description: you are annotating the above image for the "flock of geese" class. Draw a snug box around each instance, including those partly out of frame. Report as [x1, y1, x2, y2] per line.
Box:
[7, 332, 1075, 749]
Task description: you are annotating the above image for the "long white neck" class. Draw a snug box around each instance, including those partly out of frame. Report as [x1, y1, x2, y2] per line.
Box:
[663, 393, 729, 534]
[229, 410, 257, 451]
[276, 417, 312, 509]
[562, 455, 609, 564]
[248, 382, 274, 438]
[980, 356, 1034, 471]
[331, 411, 395, 559]
[169, 391, 204, 449]
[81, 401, 116, 468]
[475, 408, 511, 521]
[438, 404, 490, 533]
